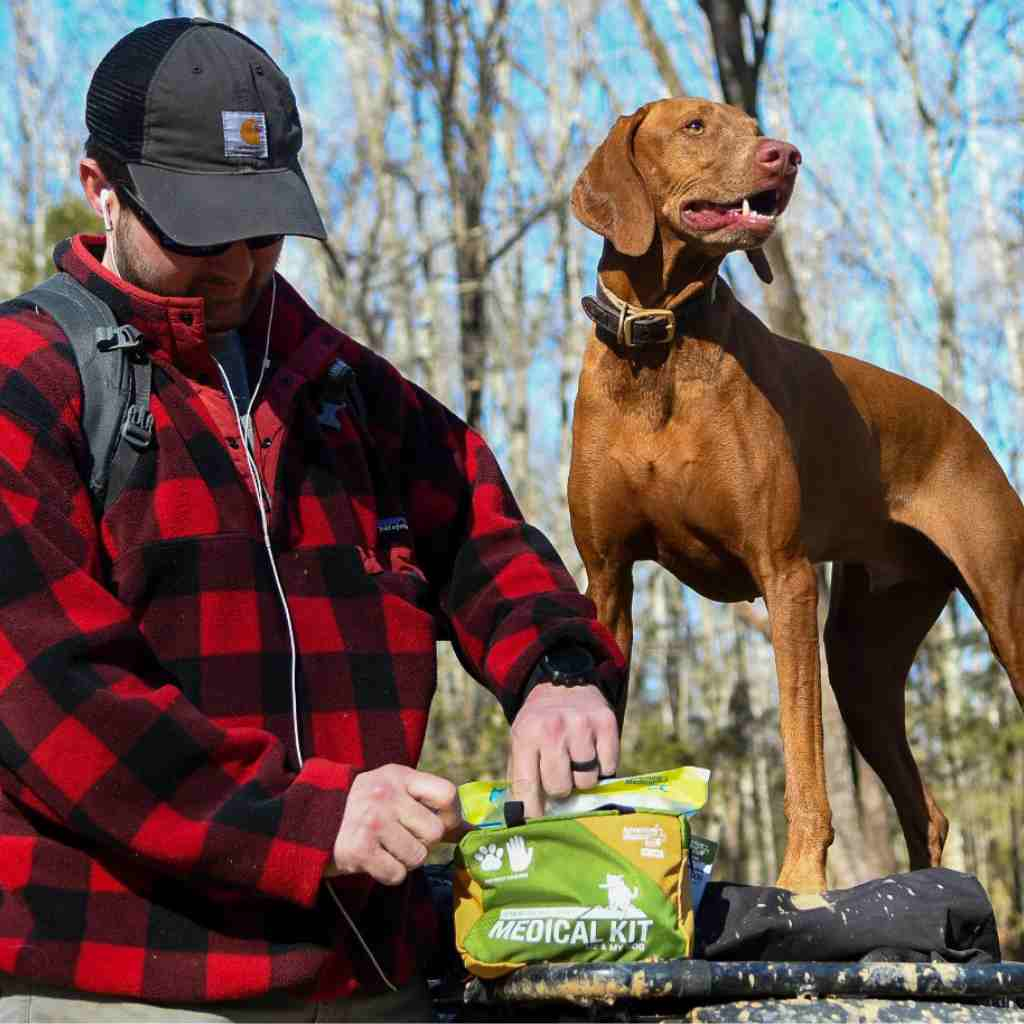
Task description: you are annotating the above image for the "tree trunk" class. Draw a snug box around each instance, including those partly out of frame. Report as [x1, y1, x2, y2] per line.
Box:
[11, 0, 42, 291]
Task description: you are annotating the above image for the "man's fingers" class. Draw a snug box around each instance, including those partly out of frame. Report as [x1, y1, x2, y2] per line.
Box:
[379, 817, 429, 871]
[509, 744, 545, 818]
[595, 709, 620, 778]
[510, 682, 625, 816]
[568, 741, 600, 792]
[404, 770, 466, 839]
[539, 736, 573, 799]
[396, 793, 446, 848]
[363, 846, 408, 886]
[442, 818, 472, 844]
[335, 821, 415, 886]
[406, 771, 458, 814]
[334, 765, 468, 884]
[569, 720, 618, 791]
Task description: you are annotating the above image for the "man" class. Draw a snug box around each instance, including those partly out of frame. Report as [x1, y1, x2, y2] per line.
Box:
[0, 18, 624, 1022]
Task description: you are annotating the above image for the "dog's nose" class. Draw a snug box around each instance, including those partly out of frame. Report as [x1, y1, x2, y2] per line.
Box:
[756, 139, 802, 177]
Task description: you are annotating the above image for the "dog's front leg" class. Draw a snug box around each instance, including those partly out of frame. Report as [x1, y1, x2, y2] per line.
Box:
[583, 556, 635, 721]
[761, 561, 833, 893]
[587, 561, 634, 666]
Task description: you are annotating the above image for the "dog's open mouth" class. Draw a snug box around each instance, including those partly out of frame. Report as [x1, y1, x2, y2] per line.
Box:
[682, 188, 787, 234]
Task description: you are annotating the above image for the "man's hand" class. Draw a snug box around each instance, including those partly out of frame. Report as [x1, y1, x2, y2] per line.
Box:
[508, 682, 619, 819]
[328, 765, 467, 886]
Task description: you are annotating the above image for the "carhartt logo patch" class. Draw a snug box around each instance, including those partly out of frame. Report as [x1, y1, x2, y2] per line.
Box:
[222, 111, 268, 159]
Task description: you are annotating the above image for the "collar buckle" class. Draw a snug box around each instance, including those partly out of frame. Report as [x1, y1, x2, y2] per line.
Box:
[619, 306, 676, 348]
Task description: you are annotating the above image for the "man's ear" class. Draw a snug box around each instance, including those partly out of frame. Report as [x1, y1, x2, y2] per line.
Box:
[747, 247, 773, 284]
[79, 158, 110, 224]
[570, 105, 655, 258]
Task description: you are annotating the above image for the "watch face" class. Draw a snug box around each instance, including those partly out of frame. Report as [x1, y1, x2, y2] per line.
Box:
[545, 647, 596, 679]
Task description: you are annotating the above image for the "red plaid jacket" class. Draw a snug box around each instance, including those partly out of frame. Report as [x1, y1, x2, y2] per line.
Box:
[0, 236, 624, 1003]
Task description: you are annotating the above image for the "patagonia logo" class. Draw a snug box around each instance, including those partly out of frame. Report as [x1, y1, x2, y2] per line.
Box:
[378, 516, 409, 534]
[318, 401, 342, 429]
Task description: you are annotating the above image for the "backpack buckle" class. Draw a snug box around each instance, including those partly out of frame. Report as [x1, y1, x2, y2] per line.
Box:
[121, 404, 154, 450]
[97, 325, 145, 353]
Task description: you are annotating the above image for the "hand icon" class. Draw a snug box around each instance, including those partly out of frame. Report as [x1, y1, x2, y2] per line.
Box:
[506, 835, 534, 872]
[475, 843, 504, 872]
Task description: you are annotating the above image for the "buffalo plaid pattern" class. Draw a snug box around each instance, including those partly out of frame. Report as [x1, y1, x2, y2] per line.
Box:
[0, 236, 624, 1003]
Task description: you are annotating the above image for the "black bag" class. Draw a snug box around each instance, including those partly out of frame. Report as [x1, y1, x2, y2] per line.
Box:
[696, 867, 1001, 964]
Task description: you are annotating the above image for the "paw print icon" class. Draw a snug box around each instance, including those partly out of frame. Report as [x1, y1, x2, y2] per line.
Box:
[474, 843, 504, 872]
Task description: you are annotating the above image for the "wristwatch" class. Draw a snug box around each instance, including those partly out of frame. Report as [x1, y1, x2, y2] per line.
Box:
[521, 643, 616, 705]
[536, 645, 596, 684]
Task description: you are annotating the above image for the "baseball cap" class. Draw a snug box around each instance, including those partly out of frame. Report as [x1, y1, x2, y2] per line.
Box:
[86, 18, 326, 247]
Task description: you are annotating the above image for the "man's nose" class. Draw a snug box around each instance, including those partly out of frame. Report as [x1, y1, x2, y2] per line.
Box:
[756, 139, 801, 177]
[210, 240, 255, 275]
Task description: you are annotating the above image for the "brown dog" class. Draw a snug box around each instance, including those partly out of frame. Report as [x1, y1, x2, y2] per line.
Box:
[568, 97, 1024, 893]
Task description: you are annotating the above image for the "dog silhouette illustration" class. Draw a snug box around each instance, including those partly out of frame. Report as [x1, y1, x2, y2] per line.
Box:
[600, 874, 641, 914]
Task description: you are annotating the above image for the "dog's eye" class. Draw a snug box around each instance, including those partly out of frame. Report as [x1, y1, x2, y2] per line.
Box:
[684, 119, 705, 135]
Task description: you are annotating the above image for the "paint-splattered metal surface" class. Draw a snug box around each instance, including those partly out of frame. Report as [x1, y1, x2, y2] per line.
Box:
[431, 961, 1024, 1022]
[686, 997, 1023, 1021]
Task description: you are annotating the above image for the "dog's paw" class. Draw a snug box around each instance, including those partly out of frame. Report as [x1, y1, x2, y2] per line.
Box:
[475, 843, 504, 872]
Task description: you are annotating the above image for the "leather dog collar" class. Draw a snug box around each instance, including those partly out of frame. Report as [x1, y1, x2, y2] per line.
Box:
[581, 277, 719, 348]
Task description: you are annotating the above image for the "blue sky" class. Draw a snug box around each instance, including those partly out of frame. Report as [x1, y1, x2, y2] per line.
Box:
[2, 1, 1020, 477]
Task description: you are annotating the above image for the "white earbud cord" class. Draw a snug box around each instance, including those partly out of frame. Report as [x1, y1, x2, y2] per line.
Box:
[211, 276, 396, 992]
[101, 191, 123, 279]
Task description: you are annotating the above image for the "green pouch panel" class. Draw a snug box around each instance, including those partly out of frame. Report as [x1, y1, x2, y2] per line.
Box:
[453, 810, 692, 978]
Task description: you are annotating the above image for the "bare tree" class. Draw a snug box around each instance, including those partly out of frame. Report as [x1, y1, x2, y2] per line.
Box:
[696, 0, 810, 344]
[10, 0, 44, 290]
[371, 0, 510, 430]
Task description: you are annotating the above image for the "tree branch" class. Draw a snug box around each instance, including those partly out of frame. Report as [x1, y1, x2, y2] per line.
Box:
[626, 0, 687, 96]
[485, 195, 565, 270]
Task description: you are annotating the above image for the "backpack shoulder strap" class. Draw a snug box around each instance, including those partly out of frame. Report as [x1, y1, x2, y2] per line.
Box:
[19, 272, 153, 513]
[320, 355, 368, 430]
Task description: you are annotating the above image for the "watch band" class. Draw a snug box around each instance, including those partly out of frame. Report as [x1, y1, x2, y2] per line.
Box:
[520, 643, 617, 707]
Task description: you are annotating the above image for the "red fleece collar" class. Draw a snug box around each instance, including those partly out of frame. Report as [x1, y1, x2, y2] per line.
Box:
[57, 234, 277, 379]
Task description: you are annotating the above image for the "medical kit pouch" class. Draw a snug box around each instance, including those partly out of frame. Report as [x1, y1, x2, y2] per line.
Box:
[453, 809, 694, 978]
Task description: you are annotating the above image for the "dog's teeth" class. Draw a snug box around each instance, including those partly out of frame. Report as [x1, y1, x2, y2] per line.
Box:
[742, 198, 751, 217]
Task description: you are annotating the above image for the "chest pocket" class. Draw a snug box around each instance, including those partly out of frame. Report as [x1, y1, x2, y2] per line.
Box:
[302, 359, 427, 583]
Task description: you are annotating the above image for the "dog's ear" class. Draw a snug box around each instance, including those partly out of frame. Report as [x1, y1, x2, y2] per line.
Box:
[747, 247, 774, 284]
[571, 106, 655, 258]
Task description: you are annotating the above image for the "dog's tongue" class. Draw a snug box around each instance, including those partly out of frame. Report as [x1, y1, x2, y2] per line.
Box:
[685, 203, 742, 230]
[684, 199, 775, 234]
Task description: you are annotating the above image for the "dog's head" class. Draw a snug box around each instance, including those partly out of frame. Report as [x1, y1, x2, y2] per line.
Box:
[571, 98, 800, 268]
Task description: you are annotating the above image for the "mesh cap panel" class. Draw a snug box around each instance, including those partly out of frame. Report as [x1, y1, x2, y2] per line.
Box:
[86, 19, 194, 160]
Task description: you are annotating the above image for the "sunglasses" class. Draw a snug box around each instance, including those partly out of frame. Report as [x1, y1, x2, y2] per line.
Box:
[118, 187, 283, 258]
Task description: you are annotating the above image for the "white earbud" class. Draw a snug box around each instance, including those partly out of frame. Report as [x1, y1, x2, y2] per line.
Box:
[100, 189, 114, 231]
[99, 188, 122, 278]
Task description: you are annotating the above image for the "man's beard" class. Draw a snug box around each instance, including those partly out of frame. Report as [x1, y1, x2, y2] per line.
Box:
[110, 216, 267, 332]
[111, 215, 166, 295]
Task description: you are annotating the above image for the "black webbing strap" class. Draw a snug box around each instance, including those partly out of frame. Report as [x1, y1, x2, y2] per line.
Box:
[19, 273, 153, 512]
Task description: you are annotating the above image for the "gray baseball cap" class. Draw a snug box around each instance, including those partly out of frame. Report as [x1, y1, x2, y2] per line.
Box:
[86, 18, 326, 246]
